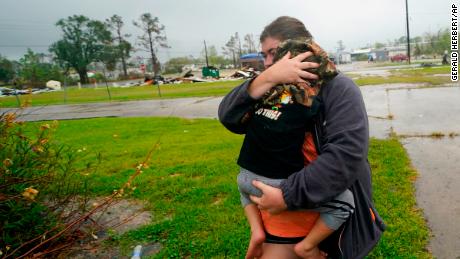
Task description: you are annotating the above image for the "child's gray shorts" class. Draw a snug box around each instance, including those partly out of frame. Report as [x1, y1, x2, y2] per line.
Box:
[237, 167, 355, 230]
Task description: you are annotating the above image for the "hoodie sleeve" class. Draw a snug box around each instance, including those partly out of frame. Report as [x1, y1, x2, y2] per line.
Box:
[280, 74, 370, 210]
[218, 79, 258, 134]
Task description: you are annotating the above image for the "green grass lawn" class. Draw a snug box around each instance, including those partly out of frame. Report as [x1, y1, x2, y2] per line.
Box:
[366, 59, 443, 68]
[353, 65, 451, 86]
[0, 80, 244, 108]
[27, 117, 431, 258]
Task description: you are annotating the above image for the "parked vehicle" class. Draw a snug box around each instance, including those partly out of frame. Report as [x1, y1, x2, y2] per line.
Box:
[390, 54, 408, 62]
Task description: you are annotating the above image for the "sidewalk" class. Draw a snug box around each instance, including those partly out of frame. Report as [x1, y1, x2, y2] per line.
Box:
[361, 83, 460, 259]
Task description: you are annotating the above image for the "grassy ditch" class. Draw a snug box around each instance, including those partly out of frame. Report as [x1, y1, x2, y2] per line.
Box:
[24, 117, 432, 258]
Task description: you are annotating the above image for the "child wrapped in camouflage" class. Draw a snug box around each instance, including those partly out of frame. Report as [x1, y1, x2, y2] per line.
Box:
[260, 37, 338, 108]
[236, 38, 355, 258]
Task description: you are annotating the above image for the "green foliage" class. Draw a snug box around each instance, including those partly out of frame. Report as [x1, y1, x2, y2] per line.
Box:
[164, 56, 197, 74]
[0, 113, 92, 257]
[37, 117, 431, 258]
[354, 53, 369, 61]
[391, 66, 451, 75]
[105, 15, 132, 77]
[354, 66, 451, 86]
[0, 55, 15, 84]
[97, 45, 119, 72]
[414, 43, 423, 57]
[18, 49, 63, 88]
[49, 15, 113, 84]
[422, 28, 450, 55]
[222, 32, 241, 68]
[374, 42, 385, 49]
[200, 45, 231, 69]
[369, 28, 450, 57]
[92, 72, 107, 81]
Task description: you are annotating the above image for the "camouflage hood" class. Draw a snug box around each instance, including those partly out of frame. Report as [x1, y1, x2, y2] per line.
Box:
[261, 38, 338, 107]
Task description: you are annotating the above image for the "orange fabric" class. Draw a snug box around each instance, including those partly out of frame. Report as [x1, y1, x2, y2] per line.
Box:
[302, 132, 318, 165]
[261, 210, 320, 238]
[369, 208, 376, 222]
[260, 132, 320, 238]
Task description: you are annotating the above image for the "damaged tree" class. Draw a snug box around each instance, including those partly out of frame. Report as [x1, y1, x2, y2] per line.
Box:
[50, 15, 112, 84]
[222, 33, 241, 69]
[133, 13, 169, 76]
[243, 33, 257, 54]
[106, 15, 132, 79]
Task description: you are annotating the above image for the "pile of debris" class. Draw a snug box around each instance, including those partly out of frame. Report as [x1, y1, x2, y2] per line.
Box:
[141, 69, 213, 86]
[142, 65, 263, 86]
[228, 67, 260, 79]
[0, 87, 58, 97]
[172, 69, 210, 83]
[0, 80, 62, 97]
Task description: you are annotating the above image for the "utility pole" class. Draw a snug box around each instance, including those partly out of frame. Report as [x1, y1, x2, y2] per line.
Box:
[405, 0, 411, 64]
[204, 40, 209, 67]
[238, 37, 242, 68]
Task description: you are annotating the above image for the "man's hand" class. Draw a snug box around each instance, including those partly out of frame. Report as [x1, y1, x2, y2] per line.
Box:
[247, 51, 320, 99]
[266, 51, 320, 85]
[249, 180, 288, 214]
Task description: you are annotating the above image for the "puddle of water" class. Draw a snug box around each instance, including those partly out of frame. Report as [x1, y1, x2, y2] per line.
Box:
[389, 87, 460, 135]
[360, 85, 390, 118]
[361, 84, 460, 139]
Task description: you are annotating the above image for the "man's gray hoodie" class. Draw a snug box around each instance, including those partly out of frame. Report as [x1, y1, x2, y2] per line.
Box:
[218, 73, 385, 258]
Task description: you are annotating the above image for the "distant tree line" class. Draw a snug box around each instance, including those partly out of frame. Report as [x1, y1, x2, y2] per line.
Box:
[0, 22, 451, 87]
[163, 32, 258, 74]
[49, 13, 168, 84]
[0, 10, 260, 87]
[0, 13, 168, 87]
[370, 28, 450, 57]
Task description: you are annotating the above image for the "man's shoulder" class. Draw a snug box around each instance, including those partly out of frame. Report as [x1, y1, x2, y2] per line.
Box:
[326, 73, 357, 89]
[321, 73, 360, 99]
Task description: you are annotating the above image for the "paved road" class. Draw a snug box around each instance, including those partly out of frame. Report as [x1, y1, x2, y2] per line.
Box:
[1, 81, 459, 258]
[1, 97, 221, 121]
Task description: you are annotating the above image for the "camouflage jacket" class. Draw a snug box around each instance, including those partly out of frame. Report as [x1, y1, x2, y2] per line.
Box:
[260, 38, 338, 108]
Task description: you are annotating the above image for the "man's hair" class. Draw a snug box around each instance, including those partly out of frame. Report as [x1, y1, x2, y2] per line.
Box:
[260, 16, 313, 43]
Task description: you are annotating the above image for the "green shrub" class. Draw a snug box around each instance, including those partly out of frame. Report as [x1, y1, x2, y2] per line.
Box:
[0, 113, 93, 257]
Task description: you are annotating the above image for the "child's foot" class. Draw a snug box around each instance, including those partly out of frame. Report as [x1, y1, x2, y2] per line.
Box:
[245, 230, 265, 259]
[294, 243, 327, 259]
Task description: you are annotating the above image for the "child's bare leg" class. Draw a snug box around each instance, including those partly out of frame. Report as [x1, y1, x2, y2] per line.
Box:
[294, 218, 332, 259]
[260, 243, 299, 259]
[244, 204, 266, 259]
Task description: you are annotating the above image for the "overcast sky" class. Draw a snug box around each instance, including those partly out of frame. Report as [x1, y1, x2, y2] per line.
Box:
[0, 0, 452, 62]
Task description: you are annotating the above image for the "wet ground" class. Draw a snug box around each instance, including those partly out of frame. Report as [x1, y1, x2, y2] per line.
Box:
[1, 68, 458, 258]
[362, 82, 460, 259]
[1, 97, 221, 121]
[402, 137, 460, 259]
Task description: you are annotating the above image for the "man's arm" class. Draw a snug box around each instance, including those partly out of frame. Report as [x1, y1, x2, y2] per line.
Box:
[218, 51, 320, 134]
[218, 79, 257, 134]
